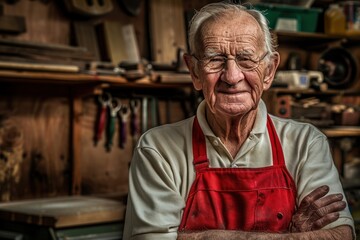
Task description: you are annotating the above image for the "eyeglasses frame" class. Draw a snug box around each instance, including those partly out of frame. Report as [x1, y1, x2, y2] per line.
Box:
[192, 51, 270, 73]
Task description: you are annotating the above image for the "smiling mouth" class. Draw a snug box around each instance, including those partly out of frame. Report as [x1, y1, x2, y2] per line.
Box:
[217, 89, 247, 94]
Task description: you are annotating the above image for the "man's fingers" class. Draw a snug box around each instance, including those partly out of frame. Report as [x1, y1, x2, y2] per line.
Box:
[298, 185, 330, 209]
[311, 212, 341, 230]
[313, 194, 345, 212]
[309, 201, 346, 222]
[306, 193, 345, 214]
[290, 187, 346, 233]
[304, 185, 330, 201]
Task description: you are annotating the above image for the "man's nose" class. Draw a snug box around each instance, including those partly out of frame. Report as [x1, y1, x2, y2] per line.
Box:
[222, 58, 245, 84]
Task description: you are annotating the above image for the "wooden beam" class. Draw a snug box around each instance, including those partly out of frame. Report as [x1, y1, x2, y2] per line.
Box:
[71, 96, 82, 195]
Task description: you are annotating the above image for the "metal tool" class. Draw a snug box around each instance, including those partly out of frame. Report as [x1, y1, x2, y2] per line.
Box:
[130, 99, 141, 146]
[150, 97, 159, 128]
[141, 97, 148, 133]
[119, 104, 130, 149]
[94, 93, 111, 145]
[106, 98, 121, 151]
[274, 70, 324, 89]
[64, 0, 114, 16]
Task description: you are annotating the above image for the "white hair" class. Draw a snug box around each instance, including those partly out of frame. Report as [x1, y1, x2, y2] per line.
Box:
[188, 2, 276, 59]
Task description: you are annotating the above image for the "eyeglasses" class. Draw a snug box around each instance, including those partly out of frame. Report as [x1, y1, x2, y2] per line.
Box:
[192, 51, 269, 73]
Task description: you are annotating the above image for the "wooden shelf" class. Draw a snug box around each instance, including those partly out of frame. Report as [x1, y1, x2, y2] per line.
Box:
[0, 69, 193, 89]
[322, 126, 360, 138]
[0, 69, 126, 84]
[263, 88, 360, 138]
[268, 87, 360, 96]
[274, 31, 344, 46]
[274, 30, 360, 48]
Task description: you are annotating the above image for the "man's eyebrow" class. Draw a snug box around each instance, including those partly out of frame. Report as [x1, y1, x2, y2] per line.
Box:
[203, 49, 222, 57]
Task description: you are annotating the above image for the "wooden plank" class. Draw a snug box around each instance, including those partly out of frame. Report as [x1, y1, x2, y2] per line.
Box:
[0, 38, 90, 54]
[0, 61, 80, 73]
[71, 97, 82, 195]
[150, 0, 187, 64]
[0, 196, 125, 228]
[0, 55, 87, 71]
[151, 71, 192, 83]
[0, 15, 26, 34]
[0, 40, 95, 61]
[322, 127, 360, 138]
[97, 21, 140, 65]
[72, 21, 101, 61]
[0, 70, 127, 84]
[4, 0, 70, 45]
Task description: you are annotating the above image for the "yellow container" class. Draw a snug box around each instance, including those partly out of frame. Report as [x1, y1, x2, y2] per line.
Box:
[324, 4, 346, 35]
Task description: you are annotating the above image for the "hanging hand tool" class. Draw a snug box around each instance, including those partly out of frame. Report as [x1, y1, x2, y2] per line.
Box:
[150, 97, 160, 128]
[130, 99, 141, 146]
[64, 0, 114, 17]
[141, 97, 148, 133]
[94, 93, 111, 145]
[119, 104, 130, 149]
[106, 98, 121, 151]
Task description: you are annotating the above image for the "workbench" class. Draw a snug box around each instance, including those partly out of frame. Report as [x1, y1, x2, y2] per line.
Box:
[0, 196, 126, 240]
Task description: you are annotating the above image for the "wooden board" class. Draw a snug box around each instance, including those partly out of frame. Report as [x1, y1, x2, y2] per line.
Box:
[97, 21, 140, 65]
[151, 71, 192, 83]
[72, 21, 101, 61]
[0, 61, 80, 73]
[0, 196, 125, 228]
[4, 0, 70, 45]
[150, 0, 187, 64]
[0, 15, 26, 34]
[0, 70, 127, 84]
[0, 38, 95, 61]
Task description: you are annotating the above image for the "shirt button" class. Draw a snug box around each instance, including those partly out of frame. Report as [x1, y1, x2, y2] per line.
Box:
[277, 212, 283, 219]
[213, 140, 219, 146]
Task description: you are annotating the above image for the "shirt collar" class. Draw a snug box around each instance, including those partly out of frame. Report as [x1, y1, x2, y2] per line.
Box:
[196, 99, 268, 137]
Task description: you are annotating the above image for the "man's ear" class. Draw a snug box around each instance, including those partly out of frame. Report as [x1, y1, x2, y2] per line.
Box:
[183, 53, 202, 91]
[263, 52, 280, 90]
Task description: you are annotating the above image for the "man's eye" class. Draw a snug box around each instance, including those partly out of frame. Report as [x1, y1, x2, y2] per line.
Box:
[237, 56, 256, 68]
[236, 56, 253, 61]
[209, 57, 225, 62]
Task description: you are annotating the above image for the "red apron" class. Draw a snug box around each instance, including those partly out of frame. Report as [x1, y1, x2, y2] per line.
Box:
[179, 115, 296, 232]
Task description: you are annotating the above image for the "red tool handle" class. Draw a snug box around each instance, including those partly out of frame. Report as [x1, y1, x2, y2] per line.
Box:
[95, 106, 107, 144]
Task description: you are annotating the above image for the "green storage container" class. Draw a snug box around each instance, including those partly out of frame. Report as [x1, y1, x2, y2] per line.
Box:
[252, 4, 322, 33]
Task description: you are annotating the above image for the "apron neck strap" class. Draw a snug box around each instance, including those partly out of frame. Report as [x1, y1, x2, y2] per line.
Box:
[266, 115, 285, 166]
[192, 117, 209, 171]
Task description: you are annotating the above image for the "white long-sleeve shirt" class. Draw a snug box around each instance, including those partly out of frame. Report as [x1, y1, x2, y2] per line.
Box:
[123, 100, 354, 240]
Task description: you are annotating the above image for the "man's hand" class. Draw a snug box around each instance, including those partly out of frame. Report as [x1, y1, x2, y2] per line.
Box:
[290, 185, 347, 232]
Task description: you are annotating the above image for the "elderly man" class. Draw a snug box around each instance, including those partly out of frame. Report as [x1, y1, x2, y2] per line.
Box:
[123, 2, 355, 240]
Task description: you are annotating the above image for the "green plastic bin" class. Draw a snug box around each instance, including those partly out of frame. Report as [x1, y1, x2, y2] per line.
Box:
[252, 4, 322, 32]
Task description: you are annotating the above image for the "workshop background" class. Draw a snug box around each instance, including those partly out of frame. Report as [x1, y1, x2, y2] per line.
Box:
[0, 0, 359, 239]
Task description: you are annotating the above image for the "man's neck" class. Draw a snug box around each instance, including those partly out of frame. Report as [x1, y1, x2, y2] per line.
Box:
[205, 107, 257, 158]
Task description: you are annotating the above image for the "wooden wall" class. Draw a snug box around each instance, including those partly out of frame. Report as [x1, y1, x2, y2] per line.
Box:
[0, 0, 215, 201]
[2, 0, 359, 202]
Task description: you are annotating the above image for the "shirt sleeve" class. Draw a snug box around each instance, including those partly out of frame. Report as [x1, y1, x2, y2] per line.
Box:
[295, 133, 355, 233]
[123, 145, 185, 240]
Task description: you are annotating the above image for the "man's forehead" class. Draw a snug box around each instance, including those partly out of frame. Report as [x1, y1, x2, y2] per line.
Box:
[199, 11, 263, 42]
[202, 35, 259, 44]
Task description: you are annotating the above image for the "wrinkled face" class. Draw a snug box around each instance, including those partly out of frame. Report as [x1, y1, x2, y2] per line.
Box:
[192, 11, 274, 117]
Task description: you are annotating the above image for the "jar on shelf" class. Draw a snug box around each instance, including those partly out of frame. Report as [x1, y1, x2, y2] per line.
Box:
[324, 4, 346, 35]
